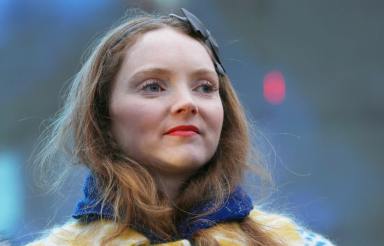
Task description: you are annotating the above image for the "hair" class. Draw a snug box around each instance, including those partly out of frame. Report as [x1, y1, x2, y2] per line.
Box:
[34, 10, 283, 246]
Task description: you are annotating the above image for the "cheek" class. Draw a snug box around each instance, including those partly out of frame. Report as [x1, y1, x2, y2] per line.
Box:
[215, 99, 224, 127]
[109, 99, 164, 146]
[110, 102, 138, 132]
[206, 101, 224, 139]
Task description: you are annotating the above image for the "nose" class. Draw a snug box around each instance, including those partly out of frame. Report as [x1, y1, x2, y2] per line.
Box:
[170, 87, 198, 116]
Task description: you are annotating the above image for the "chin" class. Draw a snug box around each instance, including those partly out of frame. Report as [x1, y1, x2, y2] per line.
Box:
[172, 158, 206, 169]
[158, 155, 208, 173]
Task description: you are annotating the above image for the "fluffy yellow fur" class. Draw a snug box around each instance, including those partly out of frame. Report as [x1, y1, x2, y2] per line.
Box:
[27, 208, 305, 246]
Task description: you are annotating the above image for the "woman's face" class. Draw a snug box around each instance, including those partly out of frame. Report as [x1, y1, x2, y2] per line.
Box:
[109, 27, 224, 177]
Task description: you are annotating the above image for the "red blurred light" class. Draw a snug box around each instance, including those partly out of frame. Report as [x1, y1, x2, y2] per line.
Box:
[263, 70, 286, 105]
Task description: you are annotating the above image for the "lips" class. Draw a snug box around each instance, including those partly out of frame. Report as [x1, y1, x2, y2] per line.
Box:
[165, 125, 200, 135]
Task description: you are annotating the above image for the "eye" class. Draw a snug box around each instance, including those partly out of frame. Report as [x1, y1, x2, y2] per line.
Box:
[194, 80, 218, 94]
[140, 80, 164, 93]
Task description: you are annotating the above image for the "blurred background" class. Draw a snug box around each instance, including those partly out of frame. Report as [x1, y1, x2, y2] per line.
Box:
[1, 0, 383, 245]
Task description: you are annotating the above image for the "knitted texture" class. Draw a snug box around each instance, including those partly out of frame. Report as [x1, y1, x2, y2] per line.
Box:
[72, 173, 253, 242]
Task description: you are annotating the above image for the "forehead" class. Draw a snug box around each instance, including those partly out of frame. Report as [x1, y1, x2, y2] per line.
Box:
[120, 27, 215, 74]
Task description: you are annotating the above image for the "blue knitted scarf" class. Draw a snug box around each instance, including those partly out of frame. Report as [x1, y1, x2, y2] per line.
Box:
[73, 174, 253, 243]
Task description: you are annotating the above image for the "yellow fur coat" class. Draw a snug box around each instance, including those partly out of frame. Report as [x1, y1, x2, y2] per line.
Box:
[27, 208, 335, 246]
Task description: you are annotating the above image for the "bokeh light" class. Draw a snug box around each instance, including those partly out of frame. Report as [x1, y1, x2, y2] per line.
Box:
[263, 70, 286, 105]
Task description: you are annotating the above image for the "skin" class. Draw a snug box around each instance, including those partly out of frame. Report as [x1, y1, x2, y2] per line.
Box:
[109, 27, 224, 199]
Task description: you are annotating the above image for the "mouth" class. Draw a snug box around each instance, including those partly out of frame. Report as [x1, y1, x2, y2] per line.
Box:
[165, 125, 200, 136]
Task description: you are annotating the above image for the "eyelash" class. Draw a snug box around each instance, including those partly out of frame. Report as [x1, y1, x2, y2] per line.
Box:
[139, 80, 218, 94]
[140, 80, 164, 93]
[195, 80, 218, 93]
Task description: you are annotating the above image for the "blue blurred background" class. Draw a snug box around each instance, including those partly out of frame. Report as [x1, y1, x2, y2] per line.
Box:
[1, 0, 383, 245]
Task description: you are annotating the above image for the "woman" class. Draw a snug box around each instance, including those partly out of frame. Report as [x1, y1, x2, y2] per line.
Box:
[28, 8, 335, 245]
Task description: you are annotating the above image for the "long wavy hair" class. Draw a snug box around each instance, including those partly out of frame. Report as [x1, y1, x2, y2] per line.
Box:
[35, 11, 282, 245]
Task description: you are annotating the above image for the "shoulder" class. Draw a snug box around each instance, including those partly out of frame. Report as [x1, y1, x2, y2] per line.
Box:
[26, 209, 336, 246]
[296, 227, 335, 246]
[25, 220, 149, 246]
[248, 208, 336, 246]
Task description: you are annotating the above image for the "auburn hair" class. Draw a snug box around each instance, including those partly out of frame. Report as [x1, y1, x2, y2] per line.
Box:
[35, 11, 283, 245]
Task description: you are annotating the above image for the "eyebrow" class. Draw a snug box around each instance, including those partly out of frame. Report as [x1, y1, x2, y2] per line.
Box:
[129, 67, 219, 82]
[192, 68, 219, 81]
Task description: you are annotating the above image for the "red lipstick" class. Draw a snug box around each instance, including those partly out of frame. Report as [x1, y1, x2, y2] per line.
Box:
[165, 125, 199, 136]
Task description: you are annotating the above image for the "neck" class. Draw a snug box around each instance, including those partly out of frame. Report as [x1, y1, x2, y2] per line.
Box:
[156, 173, 188, 200]
[148, 170, 190, 201]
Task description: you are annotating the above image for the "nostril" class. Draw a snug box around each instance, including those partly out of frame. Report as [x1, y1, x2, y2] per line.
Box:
[189, 103, 198, 114]
[172, 97, 199, 115]
[178, 107, 196, 113]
